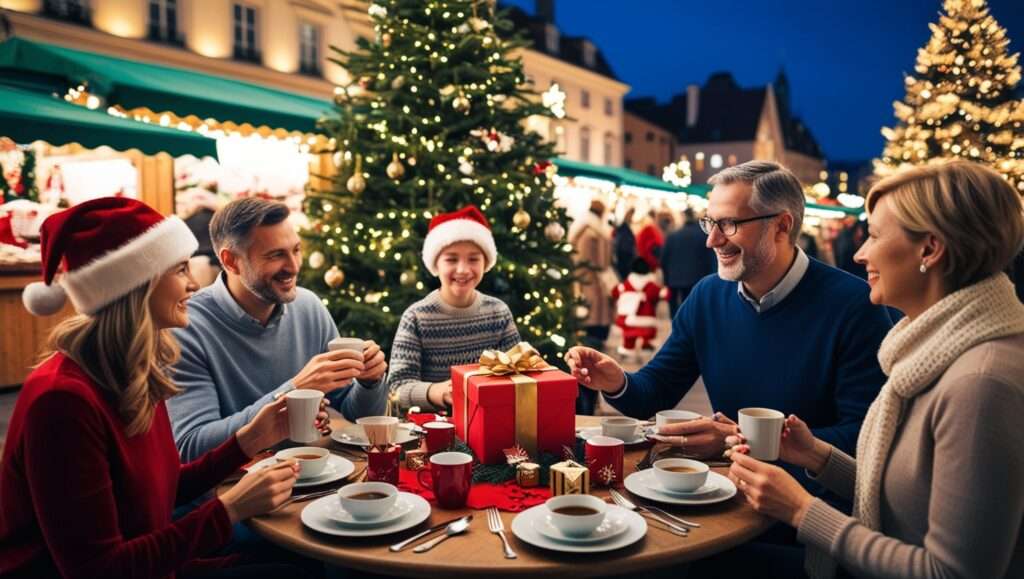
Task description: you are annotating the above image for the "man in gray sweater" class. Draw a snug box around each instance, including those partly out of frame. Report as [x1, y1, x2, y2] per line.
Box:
[169, 198, 388, 461]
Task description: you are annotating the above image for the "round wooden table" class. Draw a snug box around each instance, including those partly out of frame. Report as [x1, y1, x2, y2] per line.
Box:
[226, 416, 771, 577]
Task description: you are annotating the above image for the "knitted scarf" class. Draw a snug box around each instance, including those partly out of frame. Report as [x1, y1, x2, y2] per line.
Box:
[807, 273, 1024, 578]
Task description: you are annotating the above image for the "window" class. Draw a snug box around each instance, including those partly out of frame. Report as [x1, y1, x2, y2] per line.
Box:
[580, 89, 590, 109]
[299, 21, 321, 76]
[582, 40, 596, 68]
[624, 132, 632, 144]
[148, 0, 179, 43]
[604, 97, 613, 116]
[233, 3, 260, 63]
[625, 159, 632, 169]
[603, 132, 614, 165]
[580, 126, 591, 162]
[710, 153, 724, 169]
[545, 24, 560, 54]
[43, 0, 89, 23]
[645, 131, 654, 143]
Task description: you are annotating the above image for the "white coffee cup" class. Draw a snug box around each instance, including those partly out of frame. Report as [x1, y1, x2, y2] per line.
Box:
[738, 407, 785, 461]
[337, 482, 399, 520]
[356, 416, 399, 447]
[328, 337, 365, 354]
[285, 389, 324, 443]
[655, 409, 701, 426]
[545, 494, 607, 538]
[653, 457, 709, 492]
[601, 417, 639, 440]
[275, 446, 330, 479]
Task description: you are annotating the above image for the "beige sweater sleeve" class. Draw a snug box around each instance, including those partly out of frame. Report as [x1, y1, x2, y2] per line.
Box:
[797, 373, 1024, 579]
[808, 446, 857, 501]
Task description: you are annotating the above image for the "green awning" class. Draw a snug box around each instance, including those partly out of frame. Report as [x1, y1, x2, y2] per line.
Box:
[0, 37, 331, 133]
[0, 84, 218, 158]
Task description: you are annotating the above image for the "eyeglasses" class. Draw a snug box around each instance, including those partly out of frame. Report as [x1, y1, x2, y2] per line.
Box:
[699, 213, 781, 237]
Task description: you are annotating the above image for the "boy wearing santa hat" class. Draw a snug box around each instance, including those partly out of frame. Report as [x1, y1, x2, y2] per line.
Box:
[388, 205, 521, 413]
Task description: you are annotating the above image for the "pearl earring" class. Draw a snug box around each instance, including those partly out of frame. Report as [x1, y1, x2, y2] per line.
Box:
[919, 263, 927, 274]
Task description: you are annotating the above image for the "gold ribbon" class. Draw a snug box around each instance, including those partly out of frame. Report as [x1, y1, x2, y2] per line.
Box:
[460, 342, 554, 458]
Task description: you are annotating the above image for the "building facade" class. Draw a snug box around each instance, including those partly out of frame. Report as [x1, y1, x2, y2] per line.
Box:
[623, 109, 675, 176]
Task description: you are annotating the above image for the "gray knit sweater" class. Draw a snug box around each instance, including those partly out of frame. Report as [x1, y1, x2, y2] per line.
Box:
[388, 290, 521, 413]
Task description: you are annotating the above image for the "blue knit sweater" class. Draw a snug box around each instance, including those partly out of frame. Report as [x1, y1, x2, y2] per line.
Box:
[606, 259, 892, 459]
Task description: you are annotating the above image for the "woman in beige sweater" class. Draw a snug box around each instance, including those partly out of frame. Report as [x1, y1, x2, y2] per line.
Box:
[727, 161, 1024, 579]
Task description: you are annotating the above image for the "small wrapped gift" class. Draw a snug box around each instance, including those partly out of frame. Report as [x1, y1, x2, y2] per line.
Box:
[405, 447, 427, 471]
[516, 462, 540, 487]
[549, 460, 590, 495]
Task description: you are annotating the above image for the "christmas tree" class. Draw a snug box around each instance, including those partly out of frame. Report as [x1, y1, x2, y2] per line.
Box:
[301, 0, 581, 364]
[877, 0, 1024, 191]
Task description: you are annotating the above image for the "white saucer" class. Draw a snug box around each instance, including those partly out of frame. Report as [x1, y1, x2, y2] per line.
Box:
[623, 470, 736, 505]
[576, 427, 648, 446]
[245, 454, 355, 488]
[648, 480, 718, 498]
[323, 495, 415, 527]
[511, 504, 646, 553]
[330, 423, 420, 447]
[301, 492, 431, 537]
[533, 512, 630, 544]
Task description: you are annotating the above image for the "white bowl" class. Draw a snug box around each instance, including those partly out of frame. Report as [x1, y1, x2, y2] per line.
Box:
[275, 446, 330, 479]
[653, 458, 709, 492]
[545, 494, 607, 538]
[337, 482, 399, 520]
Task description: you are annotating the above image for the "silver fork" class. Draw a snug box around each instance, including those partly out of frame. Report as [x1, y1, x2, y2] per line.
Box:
[608, 488, 689, 535]
[486, 507, 517, 559]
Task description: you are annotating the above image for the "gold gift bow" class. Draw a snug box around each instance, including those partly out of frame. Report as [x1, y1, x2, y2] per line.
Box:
[460, 342, 554, 458]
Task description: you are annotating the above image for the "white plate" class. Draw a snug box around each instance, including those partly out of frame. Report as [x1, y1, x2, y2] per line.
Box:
[533, 512, 630, 544]
[301, 492, 431, 537]
[647, 480, 718, 498]
[511, 504, 646, 553]
[245, 454, 355, 488]
[576, 426, 649, 446]
[330, 423, 420, 447]
[323, 495, 415, 527]
[623, 470, 736, 506]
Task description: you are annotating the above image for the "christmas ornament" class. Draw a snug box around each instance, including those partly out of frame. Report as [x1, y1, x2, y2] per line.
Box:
[542, 83, 567, 119]
[575, 305, 590, 319]
[467, 17, 491, 32]
[662, 157, 693, 187]
[346, 155, 366, 194]
[439, 85, 456, 97]
[470, 128, 515, 153]
[381, 33, 392, 48]
[549, 460, 590, 496]
[504, 445, 530, 466]
[308, 251, 325, 269]
[532, 160, 552, 176]
[400, 268, 417, 286]
[458, 158, 474, 175]
[516, 462, 540, 487]
[513, 208, 531, 229]
[544, 221, 565, 242]
[324, 265, 345, 288]
[452, 93, 471, 114]
[367, 3, 387, 18]
[406, 448, 427, 471]
[391, 75, 406, 90]
[386, 153, 405, 180]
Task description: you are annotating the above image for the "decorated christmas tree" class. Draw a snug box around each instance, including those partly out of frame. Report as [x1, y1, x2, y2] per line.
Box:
[301, 0, 581, 363]
[877, 0, 1024, 190]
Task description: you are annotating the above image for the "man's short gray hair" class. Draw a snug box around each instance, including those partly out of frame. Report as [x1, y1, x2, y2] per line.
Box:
[208, 197, 290, 254]
[708, 160, 805, 244]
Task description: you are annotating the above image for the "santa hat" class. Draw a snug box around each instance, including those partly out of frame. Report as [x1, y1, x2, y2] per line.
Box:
[421, 204, 497, 276]
[22, 197, 198, 316]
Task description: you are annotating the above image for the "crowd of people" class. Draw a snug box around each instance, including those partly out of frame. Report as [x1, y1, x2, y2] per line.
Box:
[1, 159, 1022, 579]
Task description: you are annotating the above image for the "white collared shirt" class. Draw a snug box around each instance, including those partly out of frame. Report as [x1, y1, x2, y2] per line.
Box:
[737, 247, 809, 313]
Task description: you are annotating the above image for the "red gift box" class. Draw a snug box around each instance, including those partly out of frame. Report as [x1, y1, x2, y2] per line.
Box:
[452, 361, 578, 465]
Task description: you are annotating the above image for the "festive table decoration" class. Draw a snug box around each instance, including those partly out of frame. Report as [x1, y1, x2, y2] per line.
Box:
[549, 460, 590, 496]
[452, 342, 577, 464]
[367, 445, 400, 484]
[516, 462, 540, 487]
[405, 447, 427, 471]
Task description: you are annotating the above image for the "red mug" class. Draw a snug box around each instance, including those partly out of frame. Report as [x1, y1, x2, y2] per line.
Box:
[585, 435, 625, 485]
[423, 421, 456, 454]
[367, 445, 400, 485]
[417, 451, 472, 509]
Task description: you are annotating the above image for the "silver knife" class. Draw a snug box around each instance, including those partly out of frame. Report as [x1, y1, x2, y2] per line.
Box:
[388, 515, 467, 552]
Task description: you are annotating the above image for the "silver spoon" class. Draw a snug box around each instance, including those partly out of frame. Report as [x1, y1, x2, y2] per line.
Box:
[412, 515, 472, 553]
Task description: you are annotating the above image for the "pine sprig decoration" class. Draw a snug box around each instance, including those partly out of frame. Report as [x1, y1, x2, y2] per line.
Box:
[453, 437, 586, 484]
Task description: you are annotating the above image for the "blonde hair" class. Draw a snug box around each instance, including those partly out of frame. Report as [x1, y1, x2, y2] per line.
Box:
[42, 280, 181, 436]
[866, 161, 1024, 291]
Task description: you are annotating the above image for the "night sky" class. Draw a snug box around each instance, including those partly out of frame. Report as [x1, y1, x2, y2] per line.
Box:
[502, 0, 1024, 163]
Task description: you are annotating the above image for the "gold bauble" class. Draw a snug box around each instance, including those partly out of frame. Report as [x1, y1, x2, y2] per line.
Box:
[399, 269, 417, 286]
[452, 95, 471, 113]
[382, 33, 392, 48]
[513, 208, 531, 229]
[346, 173, 366, 194]
[544, 221, 565, 242]
[386, 153, 405, 180]
[308, 251, 325, 269]
[324, 265, 345, 288]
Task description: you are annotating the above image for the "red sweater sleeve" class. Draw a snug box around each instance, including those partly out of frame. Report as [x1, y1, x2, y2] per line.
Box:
[176, 432, 249, 506]
[23, 391, 234, 579]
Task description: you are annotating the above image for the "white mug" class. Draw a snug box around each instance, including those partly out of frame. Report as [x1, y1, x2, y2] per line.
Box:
[285, 389, 324, 443]
[655, 409, 701, 426]
[738, 407, 785, 461]
[328, 337, 365, 354]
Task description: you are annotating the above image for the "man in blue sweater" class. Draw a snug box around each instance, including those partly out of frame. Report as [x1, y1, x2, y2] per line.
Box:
[169, 198, 388, 461]
[567, 161, 891, 481]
